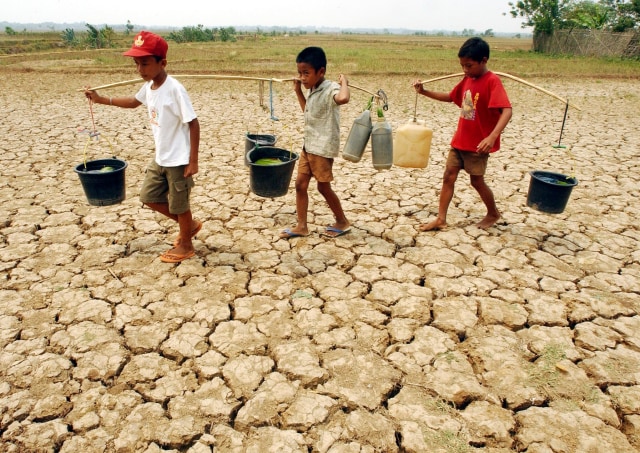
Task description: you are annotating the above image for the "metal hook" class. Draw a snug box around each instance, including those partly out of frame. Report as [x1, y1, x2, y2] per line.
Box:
[377, 89, 389, 111]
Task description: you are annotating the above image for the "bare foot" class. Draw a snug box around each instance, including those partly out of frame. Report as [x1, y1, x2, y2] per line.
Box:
[418, 218, 446, 231]
[476, 214, 501, 229]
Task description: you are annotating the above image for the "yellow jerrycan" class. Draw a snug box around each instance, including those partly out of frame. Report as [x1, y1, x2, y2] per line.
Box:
[393, 118, 433, 168]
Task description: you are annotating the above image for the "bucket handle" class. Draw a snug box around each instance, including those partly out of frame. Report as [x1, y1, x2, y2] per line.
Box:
[81, 98, 116, 169]
[82, 133, 115, 169]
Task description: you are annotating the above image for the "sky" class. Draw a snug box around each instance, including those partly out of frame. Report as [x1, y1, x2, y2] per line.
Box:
[3, 0, 530, 34]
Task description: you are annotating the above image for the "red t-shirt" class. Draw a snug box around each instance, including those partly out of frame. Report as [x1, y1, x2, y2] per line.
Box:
[449, 71, 511, 153]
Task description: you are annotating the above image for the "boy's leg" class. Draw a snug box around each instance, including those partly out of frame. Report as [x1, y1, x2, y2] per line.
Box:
[419, 165, 459, 231]
[141, 162, 198, 259]
[470, 174, 501, 229]
[144, 202, 197, 254]
[317, 181, 350, 236]
[280, 172, 311, 238]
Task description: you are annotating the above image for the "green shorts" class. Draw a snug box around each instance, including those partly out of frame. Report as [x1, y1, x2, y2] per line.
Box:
[139, 160, 194, 215]
[446, 148, 489, 176]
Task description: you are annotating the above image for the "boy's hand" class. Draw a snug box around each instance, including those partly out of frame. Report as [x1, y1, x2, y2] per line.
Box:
[184, 162, 198, 178]
[476, 136, 496, 154]
[412, 80, 424, 94]
[338, 74, 348, 86]
[293, 78, 302, 92]
[84, 87, 100, 102]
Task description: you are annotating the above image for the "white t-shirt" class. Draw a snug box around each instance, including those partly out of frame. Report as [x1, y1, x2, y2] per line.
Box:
[135, 76, 197, 167]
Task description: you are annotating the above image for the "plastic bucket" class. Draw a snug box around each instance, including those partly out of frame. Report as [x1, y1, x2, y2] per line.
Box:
[248, 146, 299, 198]
[526, 170, 578, 214]
[74, 158, 127, 206]
[245, 134, 277, 166]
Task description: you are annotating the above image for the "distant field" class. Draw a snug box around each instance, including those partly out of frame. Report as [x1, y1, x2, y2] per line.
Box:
[1, 32, 638, 79]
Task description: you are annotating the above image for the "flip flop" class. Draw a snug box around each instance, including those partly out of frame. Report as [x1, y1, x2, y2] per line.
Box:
[173, 220, 203, 247]
[159, 250, 195, 263]
[280, 228, 307, 239]
[323, 226, 351, 238]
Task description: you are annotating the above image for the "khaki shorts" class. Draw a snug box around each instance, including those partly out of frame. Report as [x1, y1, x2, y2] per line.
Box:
[446, 148, 489, 176]
[139, 160, 194, 214]
[297, 149, 334, 183]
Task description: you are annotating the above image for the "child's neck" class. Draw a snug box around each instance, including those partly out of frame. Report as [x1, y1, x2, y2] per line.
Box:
[313, 77, 325, 90]
[152, 71, 168, 89]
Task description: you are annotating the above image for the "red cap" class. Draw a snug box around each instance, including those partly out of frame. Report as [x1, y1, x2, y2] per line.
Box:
[123, 31, 168, 59]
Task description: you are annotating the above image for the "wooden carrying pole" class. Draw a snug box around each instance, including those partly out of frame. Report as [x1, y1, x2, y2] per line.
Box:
[80, 75, 382, 98]
[79, 75, 295, 92]
[418, 72, 581, 111]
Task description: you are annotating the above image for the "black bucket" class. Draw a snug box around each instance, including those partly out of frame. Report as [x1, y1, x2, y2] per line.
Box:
[245, 134, 277, 166]
[248, 146, 299, 198]
[74, 158, 127, 206]
[526, 170, 578, 214]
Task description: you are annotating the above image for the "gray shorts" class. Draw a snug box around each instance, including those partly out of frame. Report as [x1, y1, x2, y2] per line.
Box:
[139, 160, 194, 214]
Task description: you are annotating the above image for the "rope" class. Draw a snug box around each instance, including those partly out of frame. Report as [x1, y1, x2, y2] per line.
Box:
[269, 79, 278, 121]
[79, 98, 113, 169]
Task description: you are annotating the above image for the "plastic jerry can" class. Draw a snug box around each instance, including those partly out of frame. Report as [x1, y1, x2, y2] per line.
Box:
[343, 110, 372, 162]
[393, 119, 433, 168]
[371, 117, 393, 170]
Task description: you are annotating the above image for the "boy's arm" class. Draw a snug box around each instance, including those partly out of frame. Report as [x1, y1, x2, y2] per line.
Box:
[334, 74, 350, 105]
[84, 89, 141, 108]
[476, 107, 513, 154]
[413, 80, 453, 102]
[294, 79, 306, 112]
[412, 80, 452, 102]
[184, 118, 200, 177]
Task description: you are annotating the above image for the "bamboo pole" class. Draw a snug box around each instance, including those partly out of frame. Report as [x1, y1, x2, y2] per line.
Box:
[79, 75, 381, 98]
[418, 71, 581, 111]
[79, 74, 296, 91]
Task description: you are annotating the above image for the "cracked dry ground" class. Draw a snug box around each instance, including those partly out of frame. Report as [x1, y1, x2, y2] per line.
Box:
[1, 72, 639, 453]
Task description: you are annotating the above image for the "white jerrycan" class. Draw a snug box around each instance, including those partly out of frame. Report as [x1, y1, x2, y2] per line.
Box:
[393, 118, 433, 168]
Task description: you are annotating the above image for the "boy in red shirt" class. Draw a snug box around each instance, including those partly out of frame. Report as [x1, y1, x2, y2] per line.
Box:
[413, 37, 512, 231]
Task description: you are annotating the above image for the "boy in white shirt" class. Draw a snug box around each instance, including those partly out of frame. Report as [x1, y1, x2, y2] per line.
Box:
[85, 31, 201, 263]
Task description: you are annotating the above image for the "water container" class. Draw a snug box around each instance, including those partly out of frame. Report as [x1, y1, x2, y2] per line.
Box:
[371, 117, 393, 170]
[393, 119, 433, 168]
[343, 110, 372, 162]
[244, 133, 277, 166]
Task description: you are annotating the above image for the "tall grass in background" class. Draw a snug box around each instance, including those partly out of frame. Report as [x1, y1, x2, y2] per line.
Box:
[1, 32, 638, 79]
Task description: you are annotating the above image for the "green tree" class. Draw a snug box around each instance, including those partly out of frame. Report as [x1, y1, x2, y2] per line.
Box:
[602, 0, 640, 31]
[60, 28, 77, 46]
[511, 0, 638, 33]
[99, 25, 116, 47]
[5, 26, 17, 35]
[219, 26, 237, 42]
[84, 24, 115, 49]
[509, 0, 572, 34]
[85, 24, 102, 48]
[126, 20, 134, 35]
[565, 1, 611, 28]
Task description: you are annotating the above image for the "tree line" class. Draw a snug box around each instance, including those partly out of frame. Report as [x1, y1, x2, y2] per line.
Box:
[510, 0, 640, 35]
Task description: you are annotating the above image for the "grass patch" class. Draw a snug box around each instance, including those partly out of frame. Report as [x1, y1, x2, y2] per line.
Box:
[1, 32, 638, 79]
[423, 429, 472, 453]
[527, 343, 567, 392]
